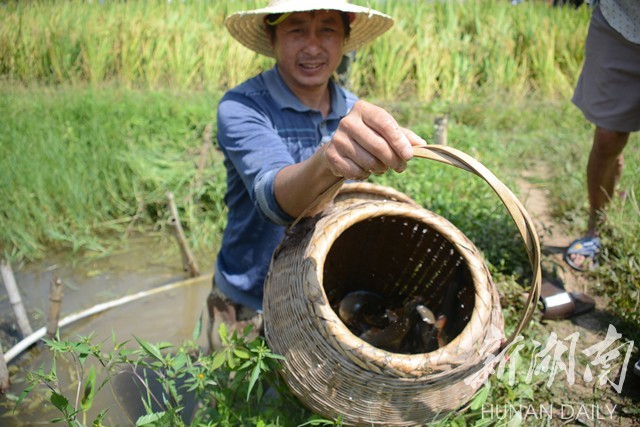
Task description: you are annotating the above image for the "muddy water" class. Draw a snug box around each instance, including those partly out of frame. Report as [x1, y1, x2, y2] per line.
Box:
[0, 234, 214, 426]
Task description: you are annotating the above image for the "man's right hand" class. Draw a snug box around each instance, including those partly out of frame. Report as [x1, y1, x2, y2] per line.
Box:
[323, 100, 427, 180]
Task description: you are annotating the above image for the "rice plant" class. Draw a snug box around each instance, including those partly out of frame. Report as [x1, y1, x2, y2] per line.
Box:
[0, 0, 590, 99]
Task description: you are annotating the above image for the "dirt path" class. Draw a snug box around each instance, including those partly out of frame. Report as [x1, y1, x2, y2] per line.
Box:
[517, 163, 639, 426]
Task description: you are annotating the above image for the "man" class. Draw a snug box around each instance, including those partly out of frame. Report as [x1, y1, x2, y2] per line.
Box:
[208, 0, 427, 348]
[565, 0, 639, 272]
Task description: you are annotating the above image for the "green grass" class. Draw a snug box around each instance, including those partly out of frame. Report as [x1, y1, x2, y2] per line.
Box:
[0, 84, 226, 260]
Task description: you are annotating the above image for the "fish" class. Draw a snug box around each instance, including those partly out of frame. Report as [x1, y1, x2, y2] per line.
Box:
[435, 314, 448, 348]
[359, 315, 412, 353]
[337, 290, 387, 333]
[412, 311, 448, 353]
[337, 291, 451, 354]
[416, 304, 436, 325]
[358, 297, 422, 353]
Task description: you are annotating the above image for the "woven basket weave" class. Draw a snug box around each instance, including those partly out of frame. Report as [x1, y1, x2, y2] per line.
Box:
[263, 145, 541, 425]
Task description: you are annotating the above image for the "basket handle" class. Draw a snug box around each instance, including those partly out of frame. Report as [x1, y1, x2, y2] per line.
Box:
[412, 145, 541, 349]
[289, 144, 541, 349]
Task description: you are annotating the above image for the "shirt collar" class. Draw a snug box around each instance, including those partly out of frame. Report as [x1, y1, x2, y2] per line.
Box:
[265, 66, 348, 120]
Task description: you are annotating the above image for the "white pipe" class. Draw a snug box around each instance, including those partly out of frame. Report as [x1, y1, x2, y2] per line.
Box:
[4, 273, 212, 364]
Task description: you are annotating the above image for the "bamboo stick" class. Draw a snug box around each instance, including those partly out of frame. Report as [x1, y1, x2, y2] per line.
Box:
[434, 115, 448, 146]
[167, 192, 200, 277]
[1, 259, 33, 337]
[46, 275, 64, 339]
[0, 344, 9, 392]
[4, 273, 212, 365]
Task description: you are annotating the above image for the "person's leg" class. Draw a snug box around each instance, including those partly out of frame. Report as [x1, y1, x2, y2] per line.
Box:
[586, 126, 629, 234]
[207, 284, 263, 353]
[566, 127, 628, 271]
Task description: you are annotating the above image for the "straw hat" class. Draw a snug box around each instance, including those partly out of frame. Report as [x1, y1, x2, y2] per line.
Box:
[225, 0, 394, 58]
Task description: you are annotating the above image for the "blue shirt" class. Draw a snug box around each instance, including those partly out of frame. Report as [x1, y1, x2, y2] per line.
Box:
[215, 66, 358, 310]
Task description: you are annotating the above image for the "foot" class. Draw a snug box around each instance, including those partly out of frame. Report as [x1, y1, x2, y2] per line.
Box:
[564, 236, 601, 272]
[206, 288, 263, 352]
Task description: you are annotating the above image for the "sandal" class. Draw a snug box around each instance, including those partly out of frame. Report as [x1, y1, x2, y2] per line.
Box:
[564, 236, 601, 272]
[540, 279, 595, 321]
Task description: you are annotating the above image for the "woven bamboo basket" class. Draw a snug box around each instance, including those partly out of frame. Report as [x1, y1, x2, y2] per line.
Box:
[333, 181, 421, 207]
[263, 145, 541, 426]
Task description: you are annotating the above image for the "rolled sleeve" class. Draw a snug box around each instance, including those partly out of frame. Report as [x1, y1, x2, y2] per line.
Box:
[217, 95, 295, 224]
[255, 168, 295, 226]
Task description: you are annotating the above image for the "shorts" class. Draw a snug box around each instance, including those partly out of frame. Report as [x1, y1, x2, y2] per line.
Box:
[572, 5, 640, 133]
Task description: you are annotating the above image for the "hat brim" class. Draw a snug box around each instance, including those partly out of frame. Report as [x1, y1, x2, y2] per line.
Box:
[225, 1, 394, 58]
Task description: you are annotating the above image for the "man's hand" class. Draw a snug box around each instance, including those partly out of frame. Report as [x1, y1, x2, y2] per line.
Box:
[274, 100, 426, 218]
[323, 100, 427, 180]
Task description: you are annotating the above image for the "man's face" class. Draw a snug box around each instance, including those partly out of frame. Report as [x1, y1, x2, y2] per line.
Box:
[272, 11, 346, 92]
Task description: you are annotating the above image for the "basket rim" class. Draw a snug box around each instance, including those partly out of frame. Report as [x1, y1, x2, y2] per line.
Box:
[305, 200, 502, 378]
[335, 181, 421, 207]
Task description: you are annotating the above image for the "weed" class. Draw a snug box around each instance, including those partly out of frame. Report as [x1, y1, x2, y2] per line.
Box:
[17, 324, 327, 426]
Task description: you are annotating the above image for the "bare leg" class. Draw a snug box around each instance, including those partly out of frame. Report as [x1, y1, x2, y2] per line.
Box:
[586, 126, 629, 234]
[568, 126, 628, 270]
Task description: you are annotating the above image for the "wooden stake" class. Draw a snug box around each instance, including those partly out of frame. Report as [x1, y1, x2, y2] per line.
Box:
[434, 115, 448, 146]
[1, 259, 33, 337]
[167, 192, 200, 277]
[46, 275, 64, 339]
[0, 344, 9, 393]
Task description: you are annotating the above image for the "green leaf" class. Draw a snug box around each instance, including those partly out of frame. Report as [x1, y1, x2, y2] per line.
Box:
[227, 351, 236, 369]
[233, 348, 251, 359]
[136, 411, 166, 426]
[246, 363, 261, 401]
[81, 365, 97, 412]
[265, 352, 286, 361]
[473, 417, 495, 427]
[238, 360, 252, 370]
[192, 313, 202, 341]
[218, 322, 229, 345]
[93, 408, 109, 427]
[134, 336, 164, 362]
[172, 352, 188, 371]
[470, 384, 490, 411]
[50, 392, 70, 413]
[156, 341, 173, 350]
[13, 383, 36, 414]
[211, 350, 226, 371]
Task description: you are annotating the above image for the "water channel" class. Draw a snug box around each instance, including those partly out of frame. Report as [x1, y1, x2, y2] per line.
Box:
[0, 234, 214, 425]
